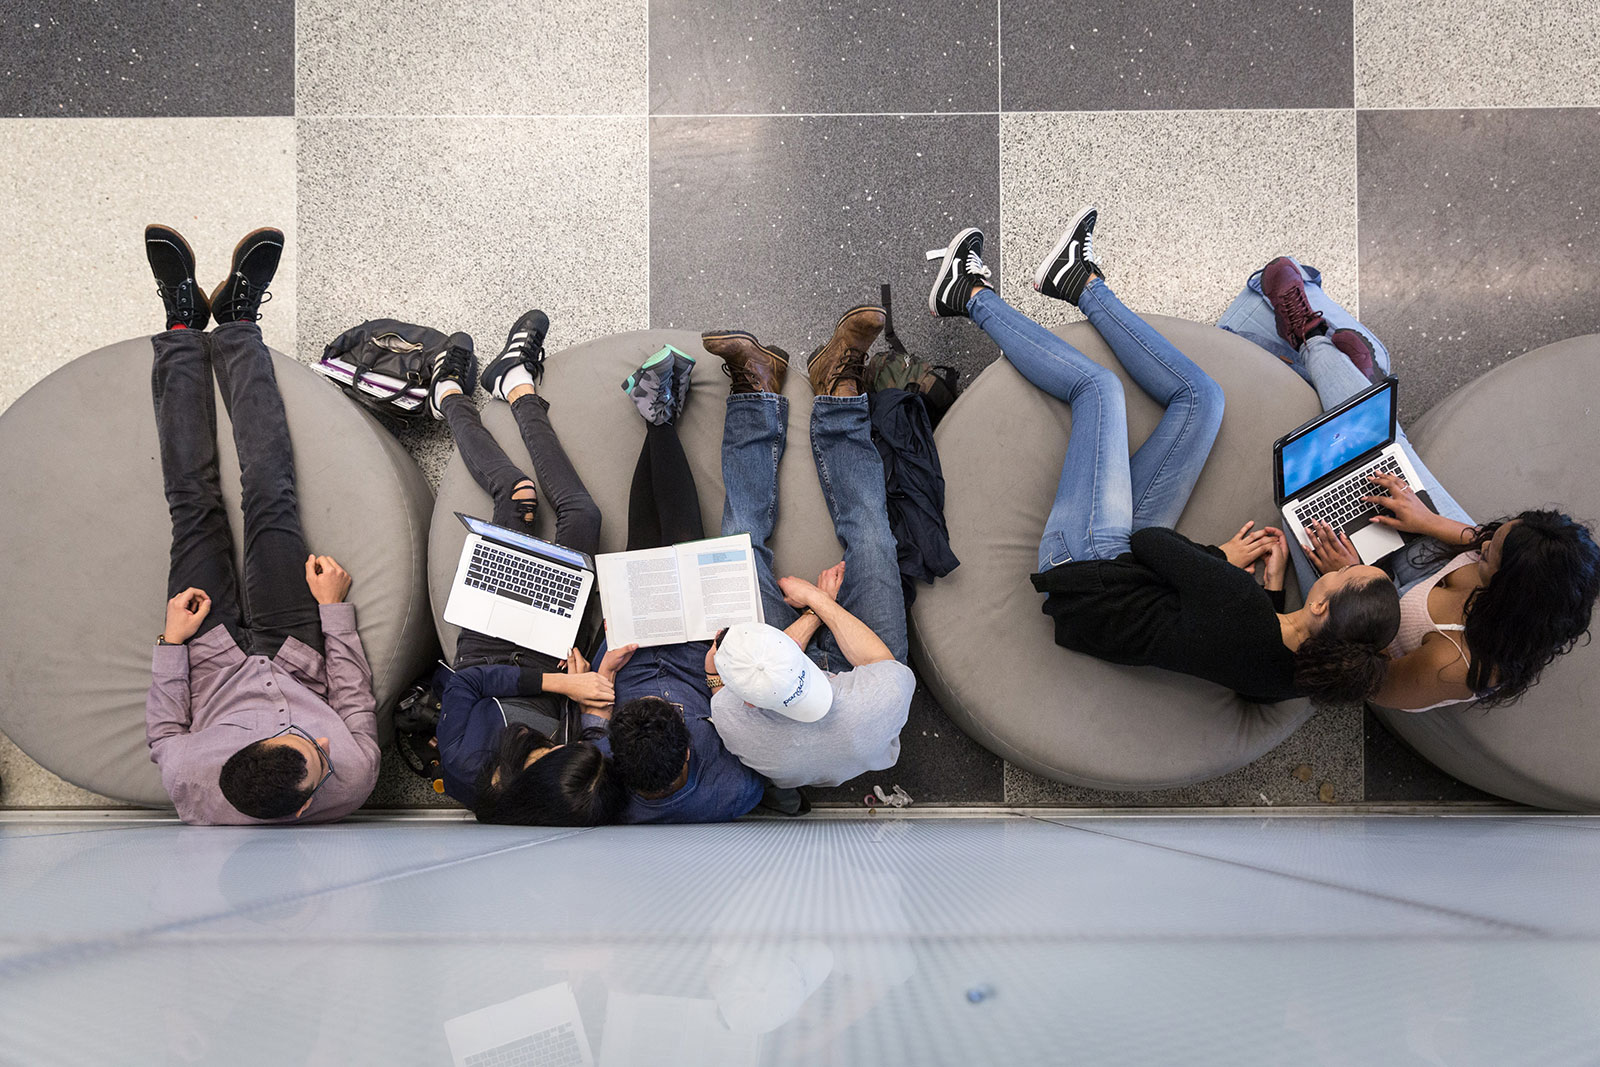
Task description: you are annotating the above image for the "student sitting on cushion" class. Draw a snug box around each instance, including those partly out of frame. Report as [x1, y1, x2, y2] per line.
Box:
[697, 309, 914, 790]
[143, 225, 380, 824]
[926, 210, 1400, 705]
[588, 345, 769, 824]
[419, 310, 637, 825]
[1246, 258, 1600, 710]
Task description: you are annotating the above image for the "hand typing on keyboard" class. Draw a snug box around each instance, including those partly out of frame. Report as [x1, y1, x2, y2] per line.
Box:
[1363, 470, 1434, 534]
[1301, 520, 1362, 574]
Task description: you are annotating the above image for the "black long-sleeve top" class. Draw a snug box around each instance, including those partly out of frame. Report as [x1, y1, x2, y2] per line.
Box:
[1030, 527, 1300, 705]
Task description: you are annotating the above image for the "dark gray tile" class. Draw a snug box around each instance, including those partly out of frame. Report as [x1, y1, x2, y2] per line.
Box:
[1, 3, 293, 117]
[808, 684, 1006, 807]
[1000, 0, 1353, 111]
[1358, 108, 1600, 423]
[1362, 710, 1514, 806]
[650, 114, 1002, 383]
[649, 0, 997, 115]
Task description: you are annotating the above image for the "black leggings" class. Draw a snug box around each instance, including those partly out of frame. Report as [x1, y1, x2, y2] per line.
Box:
[626, 422, 703, 551]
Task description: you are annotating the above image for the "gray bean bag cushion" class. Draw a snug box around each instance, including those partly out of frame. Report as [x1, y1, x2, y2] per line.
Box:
[0, 338, 437, 807]
[430, 330, 846, 660]
[910, 316, 1324, 790]
[1374, 335, 1600, 810]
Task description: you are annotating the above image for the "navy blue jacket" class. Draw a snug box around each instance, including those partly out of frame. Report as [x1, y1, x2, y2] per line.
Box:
[436, 664, 555, 806]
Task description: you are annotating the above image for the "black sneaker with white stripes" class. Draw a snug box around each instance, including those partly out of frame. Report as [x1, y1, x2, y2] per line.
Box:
[925, 227, 992, 318]
[427, 332, 478, 419]
[1033, 206, 1101, 306]
[480, 308, 550, 400]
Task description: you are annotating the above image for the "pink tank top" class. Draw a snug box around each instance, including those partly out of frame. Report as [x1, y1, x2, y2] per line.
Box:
[1387, 552, 1480, 711]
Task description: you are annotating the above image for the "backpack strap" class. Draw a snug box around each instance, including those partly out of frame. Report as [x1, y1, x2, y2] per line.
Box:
[880, 282, 908, 354]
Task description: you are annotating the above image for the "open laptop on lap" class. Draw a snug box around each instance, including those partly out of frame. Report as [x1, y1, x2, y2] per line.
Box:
[443, 513, 596, 659]
[1274, 377, 1434, 565]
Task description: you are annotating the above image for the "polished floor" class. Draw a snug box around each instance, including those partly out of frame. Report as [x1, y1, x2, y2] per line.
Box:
[2, 2, 1598, 810]
[2, 813, 1598, 1064]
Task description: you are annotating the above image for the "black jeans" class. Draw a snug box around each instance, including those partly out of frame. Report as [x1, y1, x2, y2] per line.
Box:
[626, 422, 704, 551]
[152, 323, 321, 658]
[446, 392, 603, 668]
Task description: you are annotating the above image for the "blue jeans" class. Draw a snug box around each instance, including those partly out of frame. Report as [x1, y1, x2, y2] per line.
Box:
[968, 284, 1225, 571]
[721, 393, 909, 667]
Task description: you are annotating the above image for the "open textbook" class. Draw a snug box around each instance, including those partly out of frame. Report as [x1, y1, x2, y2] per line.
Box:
[595, 534, 764, 647]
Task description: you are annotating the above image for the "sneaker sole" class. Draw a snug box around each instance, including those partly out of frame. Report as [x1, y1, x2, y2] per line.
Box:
[926, 227, 982, 317]
[701, 330, 792, 370]
[1032, 205, 1096, 293]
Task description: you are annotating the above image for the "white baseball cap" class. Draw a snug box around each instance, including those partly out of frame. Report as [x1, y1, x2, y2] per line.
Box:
[714, 622, 834, 722]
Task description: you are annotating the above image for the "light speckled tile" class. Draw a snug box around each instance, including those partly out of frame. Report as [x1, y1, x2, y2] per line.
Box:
[0, 118, 298, 413]
[0, 732, 125, 809]
[297, 0, 648, 115]
[297, 117, 649, 486]
[1004, 704, 1365, 807]
[1356, 0, 1600, 108]
[998, 110, 1358, 332]
[1, 3, 293, 117]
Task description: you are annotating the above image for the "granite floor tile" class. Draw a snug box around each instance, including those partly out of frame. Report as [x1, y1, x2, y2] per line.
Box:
[297, 0, 647, 116]
[651, 115, 1002, 384]
[999, 110, 1358, 332]
[808, 685, 1006, 808]
[1357, 108, 1600, 422]
[649, 0, 998, 115]
[1362, 710, 1513, 806]
[1004, 703, 1365, 807]
[0, 118, 297, 414]
[1356, 0, 1600, 108]
[0, 733, 122, 809]
[1, 3, 293, 117]
[1001, 0, 1354, 112]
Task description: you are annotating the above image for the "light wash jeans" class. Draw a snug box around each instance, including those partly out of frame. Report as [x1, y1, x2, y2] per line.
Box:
[720, 392, 909, 667]
[1217, 262, 1475, 597]
[968, 284, 1226, 571]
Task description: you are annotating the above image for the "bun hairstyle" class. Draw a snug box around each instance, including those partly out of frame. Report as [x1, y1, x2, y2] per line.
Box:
[1452, 510, 1600, 707]
[1294, 574, 1402, 705]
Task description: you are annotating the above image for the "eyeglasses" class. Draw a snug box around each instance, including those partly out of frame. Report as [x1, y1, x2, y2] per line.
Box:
[266, 724, 336, 806]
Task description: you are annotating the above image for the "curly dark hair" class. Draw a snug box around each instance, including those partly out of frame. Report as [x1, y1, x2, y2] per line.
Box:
[1427, 510, 1600, 707]
[608, 696, 691, 794]
[219, 741, 312, 820]
[1294, 575, 1402, 705]
[472, 723, 624, 826]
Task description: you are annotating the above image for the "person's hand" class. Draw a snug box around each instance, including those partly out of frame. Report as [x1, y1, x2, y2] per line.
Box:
[816, 561, 845, 601]
[1363, 471, 1434, 534]
[162, 587, 211, 644]
[598, 642, 639, 682]
[1219, 520, 1275, 573]
[779, 575, 828, 610]
[561, 648, 616, 711]
[1301, 520, 1362, 573]
[305, 555, 352, 605]
[1261, 526, 1289, 591]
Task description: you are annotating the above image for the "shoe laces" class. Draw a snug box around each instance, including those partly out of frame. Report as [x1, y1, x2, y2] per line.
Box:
[438, 345, 473, 382]
[217, 276, 272, 323]
[1080, 228, 1096, 265]
[963, 250, 992, 282]
[1278, 283, 1318, 335]
[720, 359, 768, 394]
[821, 346, 870, 394]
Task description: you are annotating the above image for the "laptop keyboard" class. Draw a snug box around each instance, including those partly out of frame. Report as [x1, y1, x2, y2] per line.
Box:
[1293, 454, 1407, 534]
[466, 543, 582, 618]
[462, 1024, 584, 1067]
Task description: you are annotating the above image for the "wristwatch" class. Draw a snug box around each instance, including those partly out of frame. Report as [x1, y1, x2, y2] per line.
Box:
[156, 633, 175, 646]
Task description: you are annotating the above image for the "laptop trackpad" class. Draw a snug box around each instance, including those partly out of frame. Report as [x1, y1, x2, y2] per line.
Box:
[486, 601, 538, 644]
[1350, 522, 1404, 564]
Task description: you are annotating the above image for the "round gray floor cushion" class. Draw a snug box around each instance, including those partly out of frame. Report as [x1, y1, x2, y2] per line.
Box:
[430, 330, 847, 660]
[1373, 335, 1600, 810]
[0, 338, 436, 807]
[910, 316, 1325, 790]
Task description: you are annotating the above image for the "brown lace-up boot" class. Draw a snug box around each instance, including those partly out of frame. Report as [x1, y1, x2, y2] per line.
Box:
[805, 305, 886, 396]
[701, 329, 790, 394]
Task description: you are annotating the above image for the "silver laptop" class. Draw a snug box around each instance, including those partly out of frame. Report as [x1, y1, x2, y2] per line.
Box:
[1274, 377, 1433, 565]
[444, 982, 595, 1067]
[443, 513, 595, 658]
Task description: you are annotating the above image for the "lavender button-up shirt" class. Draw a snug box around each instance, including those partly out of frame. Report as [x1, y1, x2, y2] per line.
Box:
[145, 602, 381, 825]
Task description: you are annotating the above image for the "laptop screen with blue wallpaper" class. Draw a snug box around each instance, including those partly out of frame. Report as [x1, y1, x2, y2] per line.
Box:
[1279, 382, 1395, 500]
